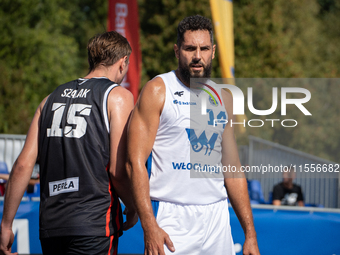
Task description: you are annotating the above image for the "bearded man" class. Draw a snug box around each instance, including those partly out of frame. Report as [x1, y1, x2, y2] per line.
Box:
[126, 15, 260, 255]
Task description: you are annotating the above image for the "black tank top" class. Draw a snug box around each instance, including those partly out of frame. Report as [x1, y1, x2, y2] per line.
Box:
[38, 77, 122, 238]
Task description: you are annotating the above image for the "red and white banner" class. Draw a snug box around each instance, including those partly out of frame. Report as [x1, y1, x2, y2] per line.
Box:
[108, 0, 141, 102]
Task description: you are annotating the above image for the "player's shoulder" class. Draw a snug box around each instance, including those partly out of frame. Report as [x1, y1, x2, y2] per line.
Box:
[38, 95, 50, 113]
[142, 76, 166, 97]
[134, 76, 166, 113]
[108, 85, 134, 106]
[138, 76, 165, 104]
[221, 88, 233, 119]
[221, 88, 233, 104]
[110, 85, 133, 98]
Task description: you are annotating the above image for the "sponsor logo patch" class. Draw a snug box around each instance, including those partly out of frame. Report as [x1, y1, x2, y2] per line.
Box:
[173, 100, 196, 105]
[174, 91, 184, 97]
[49, 177, 79, 196]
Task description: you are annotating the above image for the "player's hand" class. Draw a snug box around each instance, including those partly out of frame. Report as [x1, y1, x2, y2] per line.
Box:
[0, 227, 18, 255]
[123, 207, 138, 230]
[243, 236, 260, 255]
[144, 225, 175, 255]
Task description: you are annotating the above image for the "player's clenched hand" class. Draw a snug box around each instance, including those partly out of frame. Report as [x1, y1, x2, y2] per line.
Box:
[0, 227, 18, 255]
[243, 236, 260, 255]
[123, 207, 138, 230]
[144, 225, 175, 255]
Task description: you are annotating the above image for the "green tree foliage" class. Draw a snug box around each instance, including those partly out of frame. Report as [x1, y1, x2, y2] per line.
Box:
[233, 0, 338, 78]
[232, 0, 340, 162]
[0, 0, 107, 134]
[0, 0, 77, 133]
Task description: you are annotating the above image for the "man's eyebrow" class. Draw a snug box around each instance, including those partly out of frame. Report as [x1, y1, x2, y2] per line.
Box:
[182, 44, 211, 48]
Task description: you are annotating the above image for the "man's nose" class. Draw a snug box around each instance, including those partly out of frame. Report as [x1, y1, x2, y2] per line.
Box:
[193, 48, 201, 60]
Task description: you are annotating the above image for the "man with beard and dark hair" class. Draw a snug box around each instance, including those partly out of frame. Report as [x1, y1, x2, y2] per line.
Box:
[126, 15, 260, 255]
[176, 15, 214, 84]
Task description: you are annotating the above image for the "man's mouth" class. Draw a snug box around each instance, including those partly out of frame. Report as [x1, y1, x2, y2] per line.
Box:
[190, 64, 203, 71]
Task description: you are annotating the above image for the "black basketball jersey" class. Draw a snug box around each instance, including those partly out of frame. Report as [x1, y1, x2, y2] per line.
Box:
[38, 77, 123, 238]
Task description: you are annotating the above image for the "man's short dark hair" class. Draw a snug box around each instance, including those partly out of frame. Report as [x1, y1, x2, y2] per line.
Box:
[87, 31, 132, 73]
[177, 15, 214, 48]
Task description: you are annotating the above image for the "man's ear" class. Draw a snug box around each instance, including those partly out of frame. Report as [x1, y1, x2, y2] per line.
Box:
[119, 56, 128, 72]
[212, 44, 216, 59]
[174, 44, 179, 59]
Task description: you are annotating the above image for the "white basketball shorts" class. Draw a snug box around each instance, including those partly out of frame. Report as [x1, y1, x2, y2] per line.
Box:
[152, 199, 235, 255]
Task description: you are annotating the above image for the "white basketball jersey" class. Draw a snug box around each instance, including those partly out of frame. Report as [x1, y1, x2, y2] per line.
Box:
[148, 71, 228, 205]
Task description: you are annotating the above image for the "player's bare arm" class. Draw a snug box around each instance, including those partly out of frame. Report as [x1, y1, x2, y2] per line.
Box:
[221, 89, 260, 255]
[0, 96, 48, 255]
[107, 86, 138, 230]
[126, 77, 175, 255]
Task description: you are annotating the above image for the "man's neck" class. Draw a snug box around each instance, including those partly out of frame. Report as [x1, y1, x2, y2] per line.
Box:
[174, 69, 210, 90]
[84, 69, 109, 80]
[84, 65, 120, 82]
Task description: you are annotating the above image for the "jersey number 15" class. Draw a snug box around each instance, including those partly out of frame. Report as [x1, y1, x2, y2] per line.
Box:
[47, 103, 92, 138]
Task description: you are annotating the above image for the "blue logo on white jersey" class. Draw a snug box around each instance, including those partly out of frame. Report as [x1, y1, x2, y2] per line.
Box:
[172, 162, 197, 170]
[209, 96, 218, 106]
[173, 100, 196, 105]
[185, 129, 218, 156]
[172, 162, 221, 173]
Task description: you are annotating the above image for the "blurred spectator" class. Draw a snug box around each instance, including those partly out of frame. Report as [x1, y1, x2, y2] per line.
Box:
[272, 167, 304, 206]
